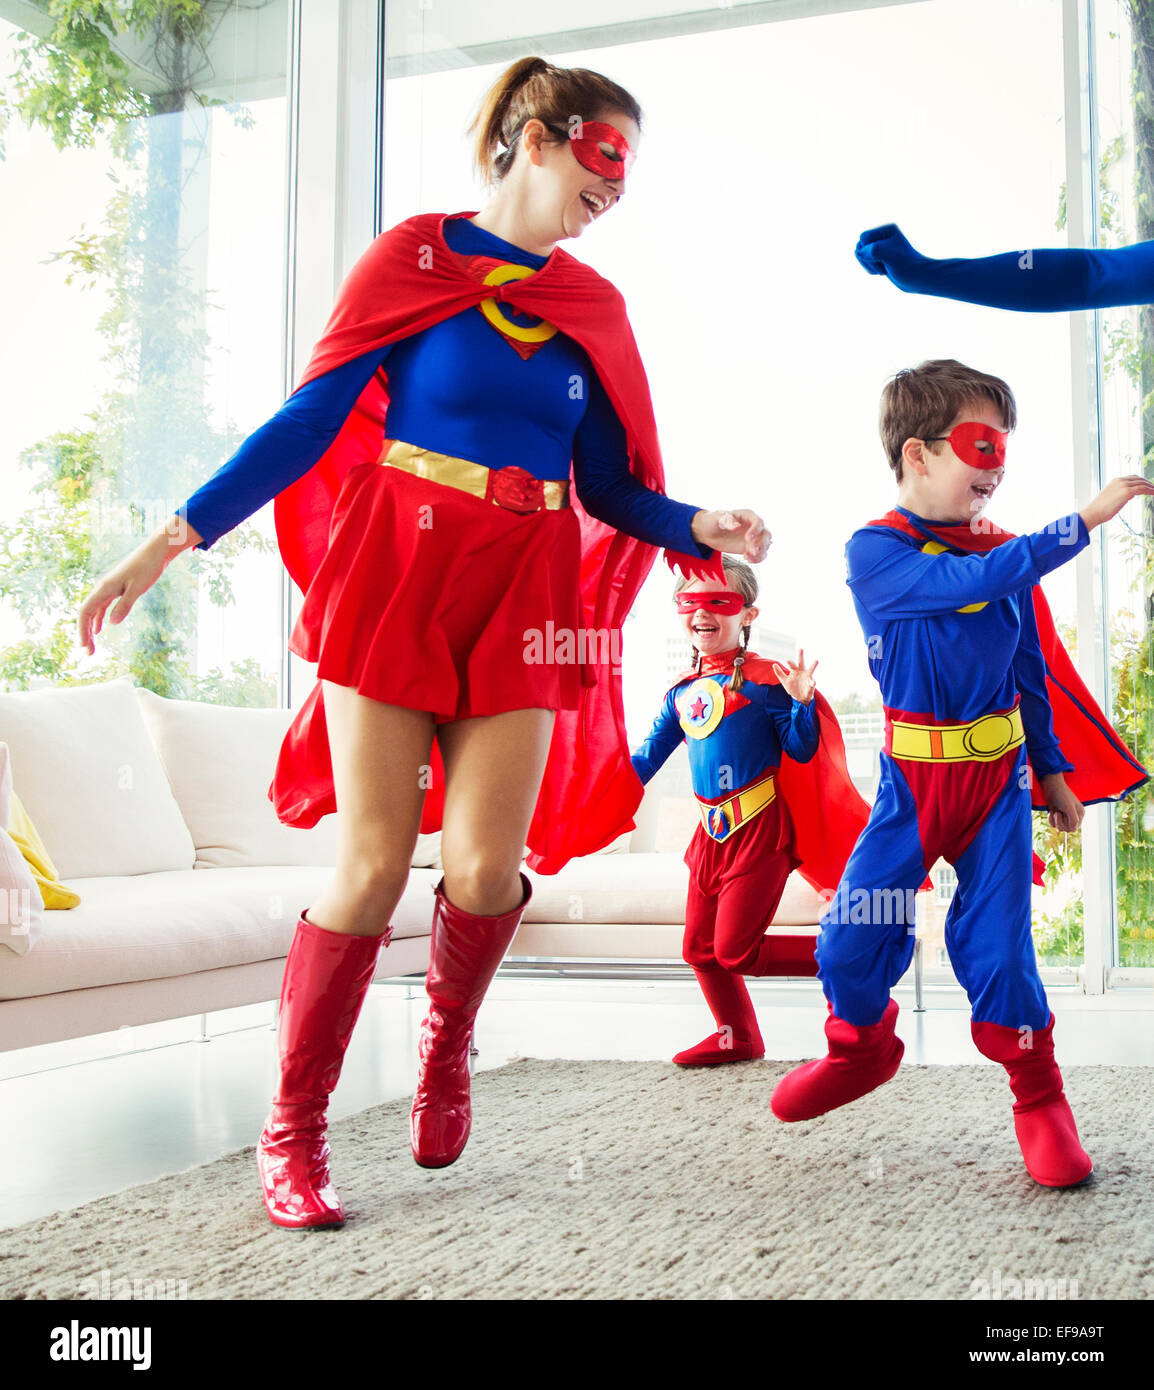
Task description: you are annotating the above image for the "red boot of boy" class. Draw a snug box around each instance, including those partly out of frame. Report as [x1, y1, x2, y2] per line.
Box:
[673, 964, 765, 1065]
[771, 997, 903, 1121]
[970, 1013, 1093, 1188]
[410, 874, 530, 1168]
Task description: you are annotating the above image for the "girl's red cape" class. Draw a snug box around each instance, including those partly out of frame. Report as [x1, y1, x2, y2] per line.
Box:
[271, 211, 721, 873]
[667, 653, 873, 894]
[867, 510, 1148, 808]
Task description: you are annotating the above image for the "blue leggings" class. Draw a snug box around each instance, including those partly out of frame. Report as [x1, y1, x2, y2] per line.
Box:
[815, 747, 1050, 1029]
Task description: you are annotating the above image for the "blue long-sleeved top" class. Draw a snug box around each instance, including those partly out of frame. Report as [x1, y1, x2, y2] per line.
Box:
[855, 222, 1154, 312]
[175, 216, 709, 558]
[845, 507, 1089, 775]
[631, 655, 819, 798]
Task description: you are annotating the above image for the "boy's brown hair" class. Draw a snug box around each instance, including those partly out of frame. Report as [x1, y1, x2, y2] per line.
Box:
[880, 359, 1017, 482]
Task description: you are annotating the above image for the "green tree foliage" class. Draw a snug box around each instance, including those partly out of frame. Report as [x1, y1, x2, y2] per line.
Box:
[0, 0, 276, 707]
[1036, 5, 1154, 967]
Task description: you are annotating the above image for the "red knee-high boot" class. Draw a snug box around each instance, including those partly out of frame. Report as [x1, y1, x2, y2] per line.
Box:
[771, 997, 903, 1121]
[748, 933, 820, 977]
[970, 1014, 1092, 1188]
[410, 874, 530, 1168]
[673, 964, 766, 1066]
[256, 911, 389, 1229]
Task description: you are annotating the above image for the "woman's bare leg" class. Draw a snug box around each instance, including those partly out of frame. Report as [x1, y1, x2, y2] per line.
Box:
[437, 708, 556, 911]
[306, 679, 435, 936]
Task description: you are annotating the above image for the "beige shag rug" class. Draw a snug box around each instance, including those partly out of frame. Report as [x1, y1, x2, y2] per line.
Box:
[2, 1059, 1149, 1301]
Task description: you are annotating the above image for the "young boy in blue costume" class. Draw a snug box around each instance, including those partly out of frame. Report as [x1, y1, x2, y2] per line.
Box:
[770, 359, 1151, 1190]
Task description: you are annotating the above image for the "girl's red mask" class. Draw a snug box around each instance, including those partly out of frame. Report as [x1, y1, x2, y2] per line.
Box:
[675, 590, 747, 616]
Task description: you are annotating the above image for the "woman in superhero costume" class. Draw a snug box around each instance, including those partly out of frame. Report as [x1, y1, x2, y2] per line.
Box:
[77, 58, 769, 1229]
[631, 557, 870, 1067]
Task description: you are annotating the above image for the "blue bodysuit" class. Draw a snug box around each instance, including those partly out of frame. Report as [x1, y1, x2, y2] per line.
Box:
[816, 508, 1087, 1030]
[175, 217, 708, 558]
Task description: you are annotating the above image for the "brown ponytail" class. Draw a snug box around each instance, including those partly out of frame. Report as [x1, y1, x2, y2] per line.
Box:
[469, 57, 643, 187]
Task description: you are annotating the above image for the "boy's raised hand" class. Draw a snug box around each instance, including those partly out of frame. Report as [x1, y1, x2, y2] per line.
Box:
[772, 650, 819, 705]
[1080, 475, 1154, 531]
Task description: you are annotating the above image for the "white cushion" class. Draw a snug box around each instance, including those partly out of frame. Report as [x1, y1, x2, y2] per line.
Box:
[0, 743, 44, 955]
[524, 852, 828, 927]
[0, 678, 195, 879]
[0, 865, 440, 1000]
[134, 688, 444, 870]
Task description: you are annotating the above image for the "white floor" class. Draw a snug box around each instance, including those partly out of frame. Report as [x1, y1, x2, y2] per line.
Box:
[2, 975, 1152, 1230]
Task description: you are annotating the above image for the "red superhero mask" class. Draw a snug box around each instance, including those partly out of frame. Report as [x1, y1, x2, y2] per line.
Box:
[564, 120, 635, 181]
[675, 589, 747, 616]
[929, 421, 1008, 470]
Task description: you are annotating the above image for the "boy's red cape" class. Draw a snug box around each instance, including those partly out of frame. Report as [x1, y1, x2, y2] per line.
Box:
[667, 652, 874, 894]
[867, 510, 1148, 808]
[271, 211, 722, 874]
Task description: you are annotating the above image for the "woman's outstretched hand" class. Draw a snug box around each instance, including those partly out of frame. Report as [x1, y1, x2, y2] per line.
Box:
[77, 521, 201, 655]
[691, 508, 771, 563]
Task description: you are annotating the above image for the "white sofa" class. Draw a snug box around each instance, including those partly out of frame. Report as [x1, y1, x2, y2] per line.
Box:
[0, 677, 826, 1053]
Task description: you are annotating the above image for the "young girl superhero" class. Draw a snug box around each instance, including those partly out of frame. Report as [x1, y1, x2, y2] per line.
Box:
[770, 359, 1151, 1189]
[630, 557, 870, 1066]
[76, 59, 771, 1230]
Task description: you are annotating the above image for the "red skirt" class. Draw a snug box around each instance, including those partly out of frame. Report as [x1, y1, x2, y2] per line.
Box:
[269, 458, 583, 829]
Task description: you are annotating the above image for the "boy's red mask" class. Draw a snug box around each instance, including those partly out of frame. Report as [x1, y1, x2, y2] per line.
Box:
[940, 421, 1008, 470]
[675, 590, 747, 616]
[568, 120, 635, 181]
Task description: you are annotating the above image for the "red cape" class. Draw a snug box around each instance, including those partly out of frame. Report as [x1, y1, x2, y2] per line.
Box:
[667, 652, 873, 895]
[272, 211, 722, 873]
[867, 510, 1148, 808]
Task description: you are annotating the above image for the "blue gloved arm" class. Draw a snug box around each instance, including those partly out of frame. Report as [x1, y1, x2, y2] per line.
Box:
[846, 515, 1089, 618]
[855, 223, 1154, 312]
[573, 364, 712, 558]
[1011, 589, 1074, 778]
[765, 684, 820, 764]
[630, 688, 686, 784]
[175, 343, 392, 549]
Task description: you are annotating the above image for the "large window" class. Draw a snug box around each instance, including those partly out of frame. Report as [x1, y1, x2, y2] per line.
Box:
[1089, 0, 1154, 974]
[0, 1, 291, 706]
[383, 0, 1103, 978]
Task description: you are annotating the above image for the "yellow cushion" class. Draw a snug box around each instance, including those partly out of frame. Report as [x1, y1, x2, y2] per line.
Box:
[6, 789, 80, 909]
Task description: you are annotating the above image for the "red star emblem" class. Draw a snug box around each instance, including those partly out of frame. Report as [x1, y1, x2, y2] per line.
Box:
[689, 696, 707, 720]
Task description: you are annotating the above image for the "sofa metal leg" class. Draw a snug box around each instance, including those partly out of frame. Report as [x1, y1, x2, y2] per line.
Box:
[913, 935, 925, 1013]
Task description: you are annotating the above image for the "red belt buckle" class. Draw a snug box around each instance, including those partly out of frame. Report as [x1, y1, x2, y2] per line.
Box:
[488, 465, 544, 513]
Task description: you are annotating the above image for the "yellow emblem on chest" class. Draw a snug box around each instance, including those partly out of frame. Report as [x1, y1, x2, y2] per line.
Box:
[479, 263, 559, 343]
[677, 678, 726, 740]
[921, 540, 988, 613]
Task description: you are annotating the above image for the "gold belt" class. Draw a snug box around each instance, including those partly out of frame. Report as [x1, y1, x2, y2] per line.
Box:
[887, 705, 1026, 763]
[696, 772, 777, 843]
[378, 440, 570, 513]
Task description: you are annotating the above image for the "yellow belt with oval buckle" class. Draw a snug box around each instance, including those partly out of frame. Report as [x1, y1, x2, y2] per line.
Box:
[696, 772, 778, 843]
[888, 706, 1025, 763]
[378, 440, 570, 512]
